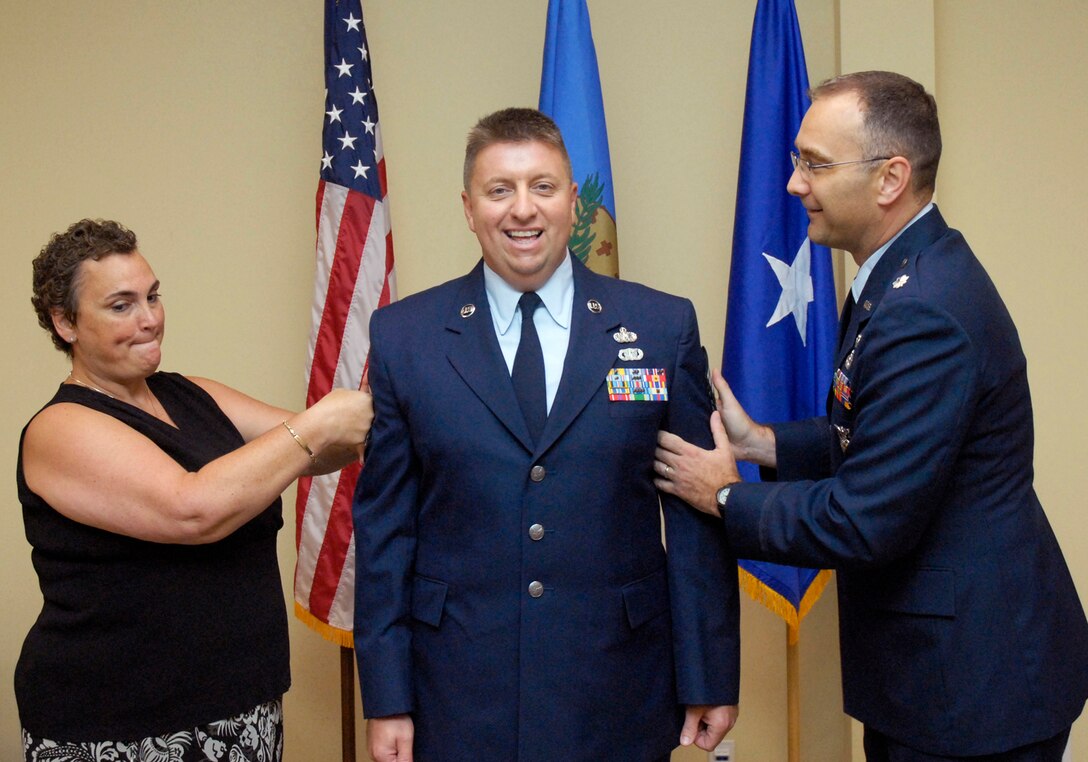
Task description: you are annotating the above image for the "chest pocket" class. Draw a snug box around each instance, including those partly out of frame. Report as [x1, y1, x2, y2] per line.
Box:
[606, 366, 668, 418]
[609, 399, 667, 419]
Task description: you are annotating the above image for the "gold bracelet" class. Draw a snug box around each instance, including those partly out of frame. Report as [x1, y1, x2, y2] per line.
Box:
[282, 420, 317, 465]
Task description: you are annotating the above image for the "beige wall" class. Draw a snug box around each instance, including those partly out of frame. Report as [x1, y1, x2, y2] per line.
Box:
[1, 2, 1085, 761]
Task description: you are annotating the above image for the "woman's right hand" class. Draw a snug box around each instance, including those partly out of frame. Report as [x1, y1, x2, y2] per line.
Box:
[24, 379, 375, 545]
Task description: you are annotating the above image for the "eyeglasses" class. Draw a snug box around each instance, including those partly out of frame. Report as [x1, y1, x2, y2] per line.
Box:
[790, 151, 891, 176]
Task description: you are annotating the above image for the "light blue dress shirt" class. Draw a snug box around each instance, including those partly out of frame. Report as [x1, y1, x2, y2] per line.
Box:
[483, 252, 574, 414]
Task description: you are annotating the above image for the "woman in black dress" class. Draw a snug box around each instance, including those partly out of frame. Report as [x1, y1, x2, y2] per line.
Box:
[17, 219, 372, 761]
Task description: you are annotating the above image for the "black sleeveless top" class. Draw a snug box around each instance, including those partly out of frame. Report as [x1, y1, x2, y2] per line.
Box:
[15, 372, 290, 740]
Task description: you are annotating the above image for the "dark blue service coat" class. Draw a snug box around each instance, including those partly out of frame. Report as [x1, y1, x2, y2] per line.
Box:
[353, 256, 739, 761]
[728, 207, 1088, 755]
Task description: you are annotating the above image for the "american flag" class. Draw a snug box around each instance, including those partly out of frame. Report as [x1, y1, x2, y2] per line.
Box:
[294, 0, 396, 645]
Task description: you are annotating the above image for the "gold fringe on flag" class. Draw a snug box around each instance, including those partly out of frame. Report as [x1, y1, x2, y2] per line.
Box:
[738, 567, 833, 645]
[294, 601, 354, 648]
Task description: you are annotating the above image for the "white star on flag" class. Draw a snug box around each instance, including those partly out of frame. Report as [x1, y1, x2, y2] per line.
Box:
[334, 58, 353, 78]
[762, 237, 815, 345]
[338, 131, 357, 151]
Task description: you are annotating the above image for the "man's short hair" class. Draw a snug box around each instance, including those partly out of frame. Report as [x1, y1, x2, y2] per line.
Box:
[812, 71, 942, 195]
[463, 108, 572, 190]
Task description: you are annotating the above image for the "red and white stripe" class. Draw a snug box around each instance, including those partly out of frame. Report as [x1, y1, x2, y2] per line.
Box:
[294, 126, 395, 641]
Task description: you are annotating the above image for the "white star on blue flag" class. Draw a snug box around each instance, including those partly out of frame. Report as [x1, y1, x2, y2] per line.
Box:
[763, 237, 814, 345]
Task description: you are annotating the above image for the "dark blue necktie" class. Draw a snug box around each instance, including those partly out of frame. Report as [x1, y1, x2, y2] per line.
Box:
[512, 292, 547, 444]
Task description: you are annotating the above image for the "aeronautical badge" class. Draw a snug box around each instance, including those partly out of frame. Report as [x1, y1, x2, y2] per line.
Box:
[892, 274, 910, 289]
[618, 347, 644, 361]
[833, 424, 852, 453]
[613, 327, 638, 343]
[844, 349, 855, 370]
[606, 367, 668, 401]
[833, 368, 853, 410]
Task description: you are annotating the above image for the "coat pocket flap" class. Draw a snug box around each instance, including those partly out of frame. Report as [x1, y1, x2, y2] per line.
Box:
[410, 575, 449, 627]
[621, 567, 670, 629]
[869, 567, 956, 618]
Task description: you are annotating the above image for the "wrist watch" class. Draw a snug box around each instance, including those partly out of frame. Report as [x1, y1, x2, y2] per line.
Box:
[716, 483, 736, 511]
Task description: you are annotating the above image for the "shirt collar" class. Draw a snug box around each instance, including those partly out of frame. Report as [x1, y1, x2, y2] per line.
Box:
[852, 202, 934, 300]
[483, 251, 574, 336]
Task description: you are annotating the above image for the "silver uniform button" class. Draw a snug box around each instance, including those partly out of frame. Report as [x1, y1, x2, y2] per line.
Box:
[529, 523, 545, 541]
[528, 581, 544, 598]
[530, 465, 546, 482]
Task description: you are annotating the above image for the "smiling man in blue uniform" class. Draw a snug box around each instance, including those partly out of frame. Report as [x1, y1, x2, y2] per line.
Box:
[655, 71, 1088, 760]
[352, 108, 739, 762]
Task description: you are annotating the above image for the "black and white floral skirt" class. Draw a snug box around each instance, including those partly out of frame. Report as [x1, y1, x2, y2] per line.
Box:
[22, 697, 283, 762]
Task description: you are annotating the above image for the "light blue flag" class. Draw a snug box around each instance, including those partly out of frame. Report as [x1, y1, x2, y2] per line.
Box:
[723, 0, 837, 638]
[539, 0, 619, 277]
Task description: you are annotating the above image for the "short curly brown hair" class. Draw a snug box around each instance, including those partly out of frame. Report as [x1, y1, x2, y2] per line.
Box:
[32, 219, 138, 355]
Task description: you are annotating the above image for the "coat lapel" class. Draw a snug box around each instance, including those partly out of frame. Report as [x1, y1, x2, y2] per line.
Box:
[444, 263, 536, 452]
[835, 206, 950, 368]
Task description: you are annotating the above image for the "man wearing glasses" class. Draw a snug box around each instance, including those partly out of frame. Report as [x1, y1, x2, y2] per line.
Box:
[655, 71, 1088, 760]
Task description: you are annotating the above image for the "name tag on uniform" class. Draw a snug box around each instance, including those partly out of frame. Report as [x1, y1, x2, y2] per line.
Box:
[606, 367, 668, 401]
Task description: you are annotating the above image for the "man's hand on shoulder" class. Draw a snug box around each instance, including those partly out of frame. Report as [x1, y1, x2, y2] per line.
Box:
[709, 369, 776, 466]
[680, 704, 739, 750]
[655, 411, 740, 517]
[368, 714, 414, 762]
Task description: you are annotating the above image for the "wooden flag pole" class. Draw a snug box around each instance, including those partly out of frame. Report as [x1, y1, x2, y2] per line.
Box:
[787, 623, 800, 762]
[341, 645, 357, 762]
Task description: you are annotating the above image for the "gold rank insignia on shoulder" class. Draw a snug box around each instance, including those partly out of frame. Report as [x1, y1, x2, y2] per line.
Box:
[460, 304, 476, 318]
[892, 274, 910, 289]
[613, 326, 638, 343]
[587, 299, 603, 314]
